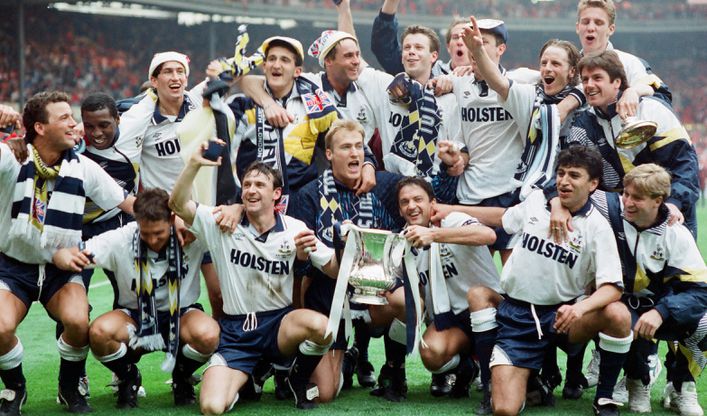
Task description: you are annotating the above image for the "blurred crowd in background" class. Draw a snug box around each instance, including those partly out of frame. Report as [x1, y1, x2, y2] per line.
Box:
[1, 3, 705, 196]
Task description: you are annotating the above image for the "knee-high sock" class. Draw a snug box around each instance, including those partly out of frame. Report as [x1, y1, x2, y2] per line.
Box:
[470, 308, 497, 389]
[565, 342, 588, 386]
[0, 340, 25, 390]
[57, 336, 89, 390]
[95, 343, 135, 380]
[289, 340, 331, 385]
[384, 319, 407, 369]
[173, 343, 211, 381]
[353, 318, 371, 363]
[596, 332, 632, 400]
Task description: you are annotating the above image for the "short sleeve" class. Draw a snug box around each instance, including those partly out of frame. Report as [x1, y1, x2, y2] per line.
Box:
[502, 190, 539, 234]
[82, 157, 127, 210]
[85, 223, 135, 272]
[502, 82, 537, 142]
[442, 211, 480, 228]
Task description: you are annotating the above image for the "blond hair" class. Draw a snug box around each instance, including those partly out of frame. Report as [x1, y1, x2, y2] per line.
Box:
[577, 0, 616, 25]
[624, 164, 671, 200]
[324, 119, 365, 149]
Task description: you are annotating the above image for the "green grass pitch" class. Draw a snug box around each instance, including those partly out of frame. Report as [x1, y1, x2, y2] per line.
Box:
[13, 204, 707, 415]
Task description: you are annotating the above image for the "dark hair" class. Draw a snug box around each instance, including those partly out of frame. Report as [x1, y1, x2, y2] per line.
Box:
[578, 50, 628, 91]
[242, 161, 283, 191]
[556, 146, 604, 182]
[134, 188, 171, 222]
[266, 39, 303, 66]
[539, 39, 581, 87]
[401, 25, 441, 54]
[396, 176, 435, 202]
[22, 91, 71, 144]
[81, 92, 119, 119]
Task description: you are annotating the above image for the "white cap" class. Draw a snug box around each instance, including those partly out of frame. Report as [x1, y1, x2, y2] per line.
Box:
[148, 51, 190, 79]
[308, 30, 358, 68]
[261, 36, 305, 62]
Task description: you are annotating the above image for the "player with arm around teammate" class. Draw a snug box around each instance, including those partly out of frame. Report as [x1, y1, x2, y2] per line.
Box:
[397, 177, 499, 399]
[591, 164, 706, 415]
[169, 144, 339, 414]
[0, 91, 134, 415]
[453, 147, 632, 416]
[53, 189, 219, 409]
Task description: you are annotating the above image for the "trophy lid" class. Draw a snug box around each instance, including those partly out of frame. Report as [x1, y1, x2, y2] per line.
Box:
[615, 120, 657, 149]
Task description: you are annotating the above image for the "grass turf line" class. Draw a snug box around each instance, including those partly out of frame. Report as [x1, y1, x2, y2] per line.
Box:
[14, 204, 707, 415]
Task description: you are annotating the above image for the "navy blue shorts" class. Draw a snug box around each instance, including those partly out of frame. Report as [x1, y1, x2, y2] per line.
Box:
[213, 306, 293, 375]
[474, 190, 520, 250]
[0, 253, 84, 309]
[121, 303, 204, 348]
[492, 297, 570, 371]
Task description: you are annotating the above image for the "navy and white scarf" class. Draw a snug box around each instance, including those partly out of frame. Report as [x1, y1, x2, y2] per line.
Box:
[387, 73, 441, 179]
[129, 226, 185, 372]
[317, 169, 374, 245]
[514, 84, 574, 200]
[10, 145, 85, 249]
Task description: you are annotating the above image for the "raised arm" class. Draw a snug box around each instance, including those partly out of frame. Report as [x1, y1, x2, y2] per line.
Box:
[371, 0, 405, 75]
[463, 16, 510, 101]
[168, 141, 223, 226]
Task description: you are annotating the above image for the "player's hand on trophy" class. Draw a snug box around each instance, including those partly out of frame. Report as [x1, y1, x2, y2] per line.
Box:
[553, 303, 584, 334]
[53, 247, 93, 273]
[189, 139, 225, 167]
[462, 16, 484, 53]
[665, 202, 684, 225]
[634, 309, 663, 341]
[355, 163, 377, 196]
[548, 196, 573, 244]
[404, 225, 435, 248]
[616, 87, 639, 120]
[295, 229, 319, 260]
[213, 204, 243, 233]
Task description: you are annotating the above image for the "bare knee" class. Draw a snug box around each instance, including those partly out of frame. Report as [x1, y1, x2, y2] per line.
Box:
[189, 322, 220, 353]
[200, 399, 227, 416]
[493, 403, 522, 416]
[419, 340, 446, 371]
[602, 302, 631, 335]
[306, 313, 329, 340]
[467, 286, 499, 311]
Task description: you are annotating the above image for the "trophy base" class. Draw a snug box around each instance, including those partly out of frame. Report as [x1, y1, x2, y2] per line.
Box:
[351, 293, 389, 305]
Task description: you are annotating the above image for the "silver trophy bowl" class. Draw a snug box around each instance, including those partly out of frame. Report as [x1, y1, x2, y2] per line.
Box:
[615, 118, 657, 149]
[346, 228, 406, 305]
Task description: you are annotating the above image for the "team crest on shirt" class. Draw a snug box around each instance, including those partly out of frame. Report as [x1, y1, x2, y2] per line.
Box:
[567, 232, 584, 254]
[650, 246, 665, 261]
[277, 240, 295, 259]
[356, 108, 368, 123]
[135, 136, 144, 148]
